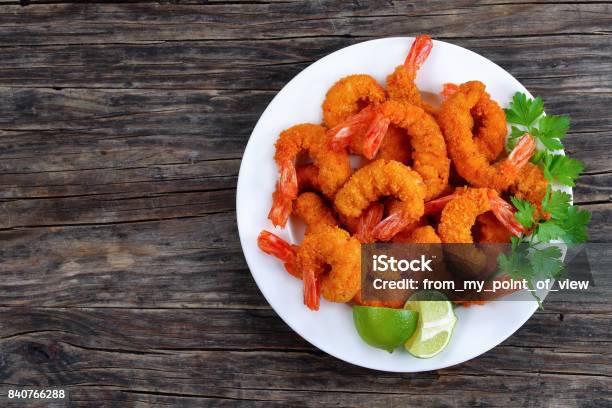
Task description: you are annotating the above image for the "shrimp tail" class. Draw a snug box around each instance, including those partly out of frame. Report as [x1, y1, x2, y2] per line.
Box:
[257, 230, 296, 263]
[362, 110, 391, 159]
[508, 134, 536, 169]
[279, 160, 298, 198]
[440, 83, 459, 99]
[372, 210, 409, 241]
[404, 35, 433, 77]
[267, 184, 293, 227]
[327, 105, 377, 152]
[488, 192, 527, 236]
[424, 193, 456, 214]
[355, 203, 385, 243]
[303, 267, 321, 311]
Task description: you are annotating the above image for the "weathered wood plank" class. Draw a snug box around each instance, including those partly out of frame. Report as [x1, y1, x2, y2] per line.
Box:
[0, 214, 266, 308]
[0, 307, 609, 407]
[0, 307, 607, 354]
[0, 88, 607, 136]
[0, 2, 610, 46]
[0, 35, 609, 92]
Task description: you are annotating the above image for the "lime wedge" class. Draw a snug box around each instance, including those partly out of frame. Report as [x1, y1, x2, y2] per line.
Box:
[404, 291, 457, 358]
[353, 306, 418, 353]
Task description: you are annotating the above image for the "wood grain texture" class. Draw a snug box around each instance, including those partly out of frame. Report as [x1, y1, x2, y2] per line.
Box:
[0, 1, 610, 407]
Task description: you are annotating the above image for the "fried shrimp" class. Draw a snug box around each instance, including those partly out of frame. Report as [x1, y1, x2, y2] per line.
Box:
[476, 212, 513, 243]
[386, 34, 434, 112]
[323, 75, 386, 155]
[269, 123, 351, 227]
[442, 83, 507, 161]
[334, 159, 426, 241]
[393, 225, 441, 244]
[257, 231, 300, 278]
[375, 125, 411, 164]
[294, 192, 338, 234]
[378, 100, 450, 200]
[328, 36, 435, 156]
[322, 74, 386, 128]
[341, 203, 385, 244]
[296, 226, 361, 310]
[296, 164, 321, 192]
[437, 188, 523, 243]
[437, 81, 535, 190]
[510, 162, 549, 206]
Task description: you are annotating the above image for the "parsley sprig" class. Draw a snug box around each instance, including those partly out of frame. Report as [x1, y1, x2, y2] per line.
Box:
[505, 92, 580, 187]
[500, 188, 590, 307]
[511, 186, 590, 245]
[498, 93, 591, 306]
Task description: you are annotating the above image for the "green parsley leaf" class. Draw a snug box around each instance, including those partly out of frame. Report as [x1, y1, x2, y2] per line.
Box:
[507, 126, 528, 151]
[559, 206, 591, 244]
[511, 196, 536, 229]
[537, 151, 584, 186]
[535, 220, 566, 243]
[505, 93, 544, 127]
[532, 115, 569, 150]
[538, 115, 570, 140]
[541, 187, 572, 221]
[528, 246, 565, 279]
[498, 247, 534, 281]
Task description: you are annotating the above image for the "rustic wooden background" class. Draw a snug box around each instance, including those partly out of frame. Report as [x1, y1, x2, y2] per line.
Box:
[0, 1, 610, 407]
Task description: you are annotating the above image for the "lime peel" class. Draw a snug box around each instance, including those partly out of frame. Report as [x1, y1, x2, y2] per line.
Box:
[353, 306, 418, 353]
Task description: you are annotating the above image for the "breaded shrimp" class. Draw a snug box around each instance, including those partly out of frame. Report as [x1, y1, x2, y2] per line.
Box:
[436, 81, 535, 190]
[322, 74, 386, 128]
[379, 100, 450, 200]
[375, 125, 411, 164]
[510, 162, 549, 207]
[476, 212, 513, 243]
[296, 226, 361, 310]
[437, 188, 522, 243]
[328, 105, 390, 157]
[341, 202, 385, 244]
[390, 216, 427, 243]
[269, 123, 351, 227]
[293, 192, 338, 234]
[386, 35, 435, 112]
[442, 83, 507, 161]
[394, 225, 441, 244]
[296, 164, 321, 193]
[257, 230, 301, 278]
[328, 36, 435, 156]
[334, 159, 426, 241]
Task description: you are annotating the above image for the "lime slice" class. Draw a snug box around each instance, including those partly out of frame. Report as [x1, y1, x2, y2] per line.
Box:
[404, 291, 457, 358]
[353, 306, 418, 353]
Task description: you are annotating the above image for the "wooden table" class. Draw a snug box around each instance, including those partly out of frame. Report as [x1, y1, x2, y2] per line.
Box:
[0, 1, 610, 407]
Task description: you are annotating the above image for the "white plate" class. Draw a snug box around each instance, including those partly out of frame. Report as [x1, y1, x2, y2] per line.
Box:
[237, 37, 559, 372]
